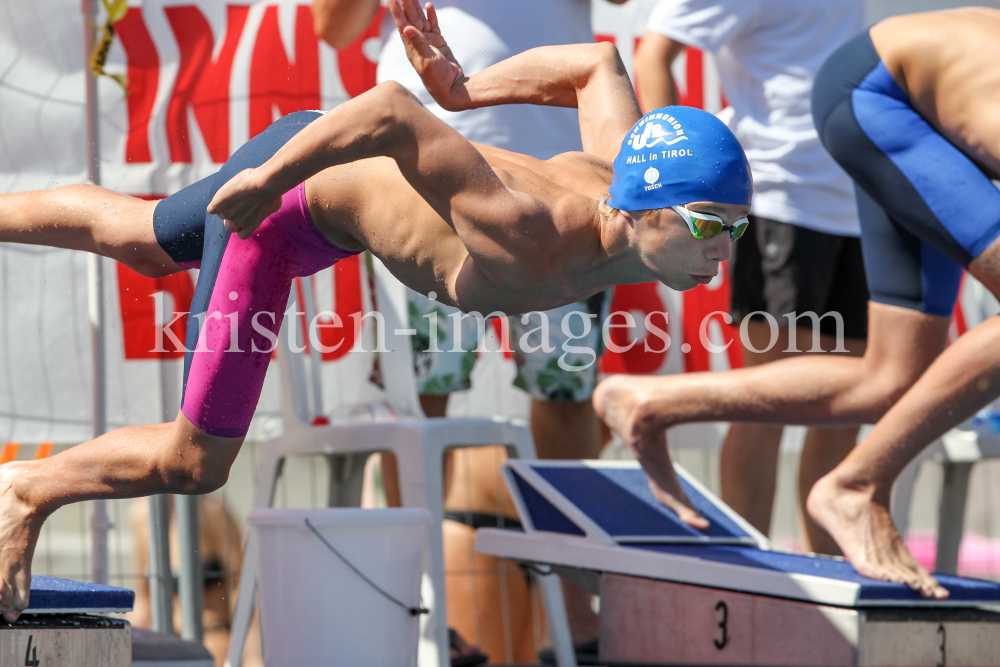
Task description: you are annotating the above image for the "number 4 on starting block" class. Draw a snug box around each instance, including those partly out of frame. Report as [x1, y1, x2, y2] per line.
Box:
[0, 577, 134, 667]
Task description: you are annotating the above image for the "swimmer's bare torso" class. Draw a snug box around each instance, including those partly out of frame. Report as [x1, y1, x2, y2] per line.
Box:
[208, 0, 740, 315]
[303, 145, 615, 314]
[871, 8, 1000, 179]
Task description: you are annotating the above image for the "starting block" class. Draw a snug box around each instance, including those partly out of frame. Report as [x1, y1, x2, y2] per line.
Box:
[477, 460, 1000, 666]
[0, 576, 133, 666]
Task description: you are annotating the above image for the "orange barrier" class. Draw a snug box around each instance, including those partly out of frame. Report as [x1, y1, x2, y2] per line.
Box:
[1, 442, 20, 464]
[34, 442, 53, 460]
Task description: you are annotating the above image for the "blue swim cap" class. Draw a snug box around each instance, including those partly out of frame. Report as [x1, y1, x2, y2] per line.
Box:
[607, 106, 752, 212]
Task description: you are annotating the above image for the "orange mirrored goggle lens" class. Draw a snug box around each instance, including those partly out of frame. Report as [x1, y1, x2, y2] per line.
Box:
[691, 215, 749, 241]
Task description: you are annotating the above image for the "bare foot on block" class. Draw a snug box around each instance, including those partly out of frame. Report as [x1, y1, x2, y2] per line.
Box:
[0, 463, 45, 621]
[594, 376, 708, 530]
[808, 473, 948, 599]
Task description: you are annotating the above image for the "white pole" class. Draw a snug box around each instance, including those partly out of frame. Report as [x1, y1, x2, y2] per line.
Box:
[82, 0, 111, 585]
[176, 495, 203, 641]
[158, 297, 201, 639]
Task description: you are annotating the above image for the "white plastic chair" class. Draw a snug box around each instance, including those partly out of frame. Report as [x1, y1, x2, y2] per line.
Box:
[225, 258, 576, 667]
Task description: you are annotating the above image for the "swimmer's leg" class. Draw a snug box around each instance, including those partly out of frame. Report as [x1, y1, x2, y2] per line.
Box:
[803, 29, 1000, 595]
[593, 301, 948, 524]
[809, 237, 1000, 600]
[178, 113, 322, 433]
[0, 185, 182, 278]
[0, 112, 324, 622]
[0, 413, 241, 621]
[0, 111, 321, 278]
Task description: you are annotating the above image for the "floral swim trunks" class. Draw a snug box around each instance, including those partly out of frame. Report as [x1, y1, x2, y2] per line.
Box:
[407, 288, 611, 402]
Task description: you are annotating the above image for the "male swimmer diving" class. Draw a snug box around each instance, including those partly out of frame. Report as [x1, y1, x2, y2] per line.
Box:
[596, 7, 1000, 599]
[0, 0, 750, 619]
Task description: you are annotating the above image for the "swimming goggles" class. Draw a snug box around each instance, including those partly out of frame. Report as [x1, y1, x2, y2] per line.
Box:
[671, 205, 749, 241]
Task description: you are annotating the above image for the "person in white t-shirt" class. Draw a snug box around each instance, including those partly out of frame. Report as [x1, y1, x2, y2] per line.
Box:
[313, 1, 624, 662]
[630, 0, 867, 555]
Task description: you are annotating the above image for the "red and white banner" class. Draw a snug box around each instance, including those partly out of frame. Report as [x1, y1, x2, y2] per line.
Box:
[1, 0, 986, 443]
[0, 0, 386, 442]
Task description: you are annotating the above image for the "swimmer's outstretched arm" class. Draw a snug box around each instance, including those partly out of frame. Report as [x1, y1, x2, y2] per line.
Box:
[390, 0, 641, 161]
[210, 1, 640, 291]
[209, 80, 562, 293]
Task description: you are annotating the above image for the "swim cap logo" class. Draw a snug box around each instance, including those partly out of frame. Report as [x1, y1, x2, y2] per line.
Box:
[629, 118, 689, 150]
[644, 167, 659, 184]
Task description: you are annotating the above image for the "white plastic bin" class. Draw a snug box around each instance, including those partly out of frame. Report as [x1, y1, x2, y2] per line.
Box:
[249, 508, 431, 667]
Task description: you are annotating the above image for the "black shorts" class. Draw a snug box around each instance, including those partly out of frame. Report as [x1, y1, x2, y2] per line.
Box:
[730, 215, 869, 340]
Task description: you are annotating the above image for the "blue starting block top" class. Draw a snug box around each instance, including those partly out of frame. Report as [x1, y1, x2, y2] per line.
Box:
[26, 576, 134, 614]
[490, 460, 1000, 608]
[636, 544, 1000, 605]
[505, 460, 766, 546]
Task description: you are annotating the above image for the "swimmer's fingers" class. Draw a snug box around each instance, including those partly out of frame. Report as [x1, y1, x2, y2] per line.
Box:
[0, 577, 9, 620]
[642, 463, 710, 530]
[220, 198, 280, 240]
[425, 3, 440, 36]
[391, 0, 459, 65]
[222, 218, 262, 239]
[394, 6, 469, 110]
[208, 169, 282, 239]
[0, 575, 25, 622]
[389, 0, 426, 35]
[398, 0, 431, 32]
[658, 487, 710, 531]
[414, 2, 454, 60]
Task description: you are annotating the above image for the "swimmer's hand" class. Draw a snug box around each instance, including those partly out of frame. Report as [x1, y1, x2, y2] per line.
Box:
[390, 0, 472, 112]
[207, 169, 283, 240]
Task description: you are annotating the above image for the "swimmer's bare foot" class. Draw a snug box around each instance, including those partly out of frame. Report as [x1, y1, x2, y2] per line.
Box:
[0, 462, 46, 621]
[808, 473, 948, 599]
[594, 376, 709, 530]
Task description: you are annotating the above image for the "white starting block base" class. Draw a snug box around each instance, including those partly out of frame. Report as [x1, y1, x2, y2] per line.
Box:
[483, 461, 1000, 667]
[0, 615, 130, 667]
[600, 573, 1000, 667]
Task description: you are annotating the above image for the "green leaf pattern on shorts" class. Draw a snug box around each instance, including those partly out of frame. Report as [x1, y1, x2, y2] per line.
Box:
[406, 288, 610, 400]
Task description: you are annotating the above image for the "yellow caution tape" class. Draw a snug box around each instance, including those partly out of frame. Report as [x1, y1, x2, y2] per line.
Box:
[89, 0, 130, 95]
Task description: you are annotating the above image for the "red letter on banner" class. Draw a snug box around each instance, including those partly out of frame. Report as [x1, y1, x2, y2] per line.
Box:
[602, 283, 669, 374]
[681, 263, 743, 372]
[336, 6, 385, 98]
[681, 48, 704, 109]
[249, 5, 320, 137]
[115, 8, 159, 163]
[316, 255, 363, 361]
[165, 5, 249, 163]
[117, 264, 195, 360]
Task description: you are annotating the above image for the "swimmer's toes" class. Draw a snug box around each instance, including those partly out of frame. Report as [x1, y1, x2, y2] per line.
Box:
[880, 570, 909, 589]
[689, 515, 710, 531]
[901, 572, 924, 592]
[917, 571, 949, 599]
[850, 559, 886, 583]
